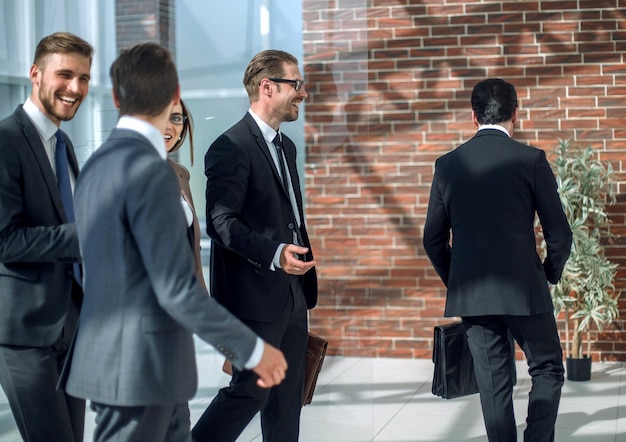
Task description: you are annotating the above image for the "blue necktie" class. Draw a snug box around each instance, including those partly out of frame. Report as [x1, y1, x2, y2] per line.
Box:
[55, 130, 82, 286]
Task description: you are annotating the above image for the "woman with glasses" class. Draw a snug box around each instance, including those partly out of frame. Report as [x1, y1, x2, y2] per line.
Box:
[164, 98, 206, 287]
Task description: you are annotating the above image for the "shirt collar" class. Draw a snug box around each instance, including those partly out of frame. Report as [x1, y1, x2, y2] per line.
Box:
[478, 124, 510, 137]
[116, 115, 167, 159]
[23, 97, 59, 141]
[248, 109, 280, 145]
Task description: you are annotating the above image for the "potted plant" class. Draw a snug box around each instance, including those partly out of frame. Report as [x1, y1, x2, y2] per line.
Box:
[545, 140, 620, 381]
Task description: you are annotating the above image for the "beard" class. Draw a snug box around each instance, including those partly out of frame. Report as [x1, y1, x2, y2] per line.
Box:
[283, 106, 299, 123]
[38, 80, 82, 122]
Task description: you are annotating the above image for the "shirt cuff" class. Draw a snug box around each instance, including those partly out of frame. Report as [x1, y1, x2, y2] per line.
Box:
[244, 337, 265, 369]
[272, 243, 286, 270]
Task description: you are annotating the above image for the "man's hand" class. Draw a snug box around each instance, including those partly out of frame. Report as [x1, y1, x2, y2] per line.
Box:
[280, 244, 316, 275]
[253, 343, 288, 388]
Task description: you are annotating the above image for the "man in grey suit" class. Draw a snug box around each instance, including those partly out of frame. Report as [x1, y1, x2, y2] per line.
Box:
[61, 43, 287, 441]
[0, 32, 94, 442]
[423, 79, 572, 442]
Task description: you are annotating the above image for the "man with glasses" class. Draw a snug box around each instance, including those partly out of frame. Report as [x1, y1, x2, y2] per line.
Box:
[192, 50, 318, 442]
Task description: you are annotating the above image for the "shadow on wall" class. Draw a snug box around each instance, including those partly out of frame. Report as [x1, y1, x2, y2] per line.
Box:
[301, 1, 626, 359]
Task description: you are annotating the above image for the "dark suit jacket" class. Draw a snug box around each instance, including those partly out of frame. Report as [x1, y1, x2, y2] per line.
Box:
[423, 129, 572, 317]
[0, 105, 81, 346]
[64, 128, 258, 406]
[205, 112, 317, 323]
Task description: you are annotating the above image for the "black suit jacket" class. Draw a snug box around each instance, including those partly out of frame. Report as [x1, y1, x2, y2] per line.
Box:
[0, 105, 81, 346]
[423, 129, 572, 317]
[206, 112, 317, 323]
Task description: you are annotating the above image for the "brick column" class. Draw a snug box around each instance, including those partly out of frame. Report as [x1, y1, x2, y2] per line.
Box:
[115, 0, 175, 53]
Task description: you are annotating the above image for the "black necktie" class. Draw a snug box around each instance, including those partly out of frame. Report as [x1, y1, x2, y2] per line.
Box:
[55, 130, 82, 286]
[273, 134, 290, 193]
[273, 134, 305, 250]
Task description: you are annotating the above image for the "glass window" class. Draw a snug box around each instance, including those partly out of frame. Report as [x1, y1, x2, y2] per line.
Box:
[0, 0, 304, 226]
[0, 0, 117, 164]
[175, 0, 305, 226]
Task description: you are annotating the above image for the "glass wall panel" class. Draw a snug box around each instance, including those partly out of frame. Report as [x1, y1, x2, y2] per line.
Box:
[0, 0, 117, 164]
[175, 0, 305, 232]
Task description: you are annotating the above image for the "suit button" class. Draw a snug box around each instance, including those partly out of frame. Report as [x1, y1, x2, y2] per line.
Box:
[288, 222, 294, 229]
[66, 270, 73, 277]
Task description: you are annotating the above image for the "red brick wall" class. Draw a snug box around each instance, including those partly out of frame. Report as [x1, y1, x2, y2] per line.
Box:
[303, 0, 626, 361]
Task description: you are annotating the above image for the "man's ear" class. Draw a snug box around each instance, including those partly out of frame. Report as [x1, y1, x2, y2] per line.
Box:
[29, 64, 40, 87]
[471, 110, 480, 127]
[259, 78, 272, 96]
[111, 89, 120, 109]
[172, 84, 181, 105]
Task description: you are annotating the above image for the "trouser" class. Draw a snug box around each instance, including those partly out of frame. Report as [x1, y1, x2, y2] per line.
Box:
[192, 281, 308, 442]
[91, 402, 191, 442]
[0, 298, 85, 442]
[464, 313, 564, 442]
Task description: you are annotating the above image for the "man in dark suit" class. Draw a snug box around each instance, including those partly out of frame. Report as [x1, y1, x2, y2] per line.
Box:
[423, 78, 572, 442]
[0, 32, 93, 442]
[61, 42, 287, 442]
[192, 50, 318, 442]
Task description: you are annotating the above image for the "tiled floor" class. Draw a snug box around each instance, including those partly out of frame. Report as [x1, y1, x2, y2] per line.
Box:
[0, 337, 624, 441]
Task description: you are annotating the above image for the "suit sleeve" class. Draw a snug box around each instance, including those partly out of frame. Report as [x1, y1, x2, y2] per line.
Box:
[423, 160, 452, 286]
[534, 150, 572, 283]
[127, 159, 258, 370]
[205, 135, 280, 268]
[0, 134, 80, 263]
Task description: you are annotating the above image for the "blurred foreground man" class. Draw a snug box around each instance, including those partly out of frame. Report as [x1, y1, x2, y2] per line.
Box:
[60, 42, 286, 442]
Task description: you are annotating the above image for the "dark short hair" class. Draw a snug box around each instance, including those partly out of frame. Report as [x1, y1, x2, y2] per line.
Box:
[243, 49, 299, 102]
[471, 78, 518, 125]
[110, 43, 178, 117]
[33, 32, 94, 70]
[169, 98, 195, 165]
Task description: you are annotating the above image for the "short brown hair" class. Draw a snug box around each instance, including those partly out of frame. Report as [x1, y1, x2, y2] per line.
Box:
[33, 32, 94, 70]
[243, 50, 298, 102]
[110, 43, 179, 117]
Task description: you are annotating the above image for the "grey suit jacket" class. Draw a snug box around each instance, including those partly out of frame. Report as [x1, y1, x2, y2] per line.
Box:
[64, 128, 257, 406]
[0, 105, 81, 346]
[423, 129, 572, 317]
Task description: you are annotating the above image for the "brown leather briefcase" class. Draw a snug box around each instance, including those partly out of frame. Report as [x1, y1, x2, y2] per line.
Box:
[302, 332, 327, 405]
[222, 331, 328, 406]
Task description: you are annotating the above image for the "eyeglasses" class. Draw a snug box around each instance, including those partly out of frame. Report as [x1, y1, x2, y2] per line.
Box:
[170, 113, 187, 125]
[268, 78, 304, 91]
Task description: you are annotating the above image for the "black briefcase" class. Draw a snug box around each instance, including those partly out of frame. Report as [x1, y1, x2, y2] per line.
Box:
[431, 321, 479, 399]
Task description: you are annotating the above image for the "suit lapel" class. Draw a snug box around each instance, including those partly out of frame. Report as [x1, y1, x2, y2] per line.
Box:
[65, 136, 80, 181]
[16, 108, 68, 222]
[281, 137, 305, 216]
[242, 113, 306, 222]
[243, 113, 289, 198]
